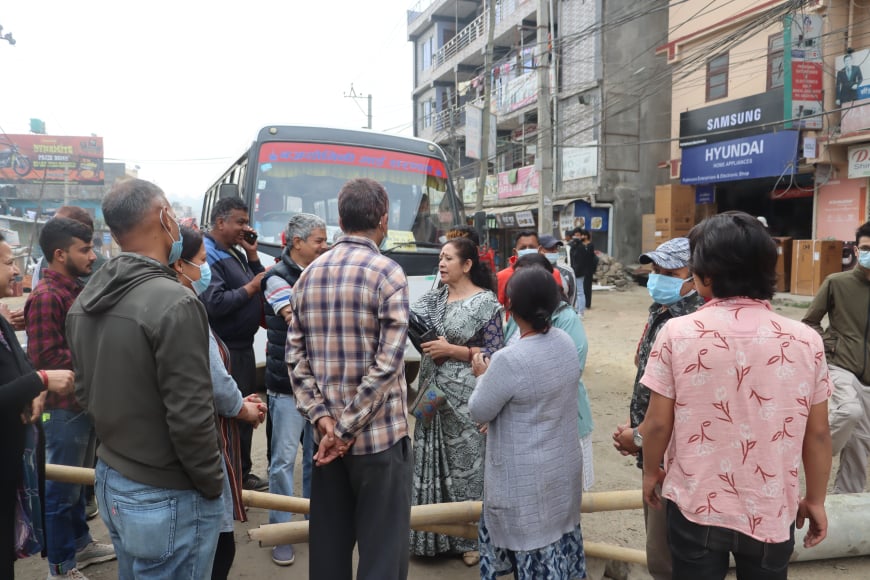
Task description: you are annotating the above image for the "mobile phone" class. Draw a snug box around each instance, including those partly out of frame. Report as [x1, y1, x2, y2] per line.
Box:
[243, 230, 258, 244]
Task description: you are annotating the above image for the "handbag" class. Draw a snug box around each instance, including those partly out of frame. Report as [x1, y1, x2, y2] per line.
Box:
[408, 310, 438, 353]
[410, 382, 446, 426]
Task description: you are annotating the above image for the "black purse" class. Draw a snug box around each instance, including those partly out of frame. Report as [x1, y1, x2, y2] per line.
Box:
[408, 310, 438, 353]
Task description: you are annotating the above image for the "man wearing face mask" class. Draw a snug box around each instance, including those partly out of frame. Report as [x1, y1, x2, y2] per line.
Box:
[67, 179, 224, 578]
[496, 230, 561, 306]
[803, 221, 870, 493]
[610, 237, 703, 580]
[539, 234, 576, 306]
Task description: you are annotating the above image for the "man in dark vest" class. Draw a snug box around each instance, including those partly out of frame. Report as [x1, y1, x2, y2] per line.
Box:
[261, 213, 328, 566]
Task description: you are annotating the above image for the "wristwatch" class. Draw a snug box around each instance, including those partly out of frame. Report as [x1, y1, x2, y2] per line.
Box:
[632, 427, 643, 448]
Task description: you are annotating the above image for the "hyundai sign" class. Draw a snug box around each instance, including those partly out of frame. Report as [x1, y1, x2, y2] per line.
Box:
[680, 131, 799, 185]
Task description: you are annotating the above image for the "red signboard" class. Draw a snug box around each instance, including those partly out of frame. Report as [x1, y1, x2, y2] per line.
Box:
[497, 165, 539, 199]
[258, 142, 448, 179]
[0, 135, 104, 185]
[791, 61, 823, 101]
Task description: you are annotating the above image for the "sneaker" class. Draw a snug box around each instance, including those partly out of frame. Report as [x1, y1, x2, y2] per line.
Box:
[85, 497, 99, 521]
[271, 544, 295, 566]
[75, 541, 116, 569]
[47, 569, 89, 579]
[243, 473, 269, 491]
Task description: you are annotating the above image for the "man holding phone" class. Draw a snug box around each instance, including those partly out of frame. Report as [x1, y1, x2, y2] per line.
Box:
[201, 197, 267, 491]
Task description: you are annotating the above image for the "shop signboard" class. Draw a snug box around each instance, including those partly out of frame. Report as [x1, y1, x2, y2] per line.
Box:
[817, 179, 867, 240]
[0, 135, 104, 185]
[562, 143, 598, 180]
[848, 144, 870, 178]
[695, 184, 715, 204]
[679, 91, 784, 148]
[515, 210, 535, 228]
[497, 212, 518, 229]
[680, 131, 799, 185]
[787, 14, 824, 129]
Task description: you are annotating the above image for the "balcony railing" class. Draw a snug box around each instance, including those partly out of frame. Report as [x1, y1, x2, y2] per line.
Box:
[431, 10, 487, 68]
[408, 0, 439, 24]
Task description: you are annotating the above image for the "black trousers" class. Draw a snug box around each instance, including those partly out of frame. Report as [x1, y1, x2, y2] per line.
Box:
[667, 501, 794, 580]
[583, 273, 593, 308]
[1, 479, 16, 579]
[228, 347, 257, 476]
[310, 437, 412, 580]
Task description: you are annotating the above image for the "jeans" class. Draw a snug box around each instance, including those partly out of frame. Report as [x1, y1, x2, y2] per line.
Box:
[575, 276, 586, 314]
[268, 392, 313, 525]
[667, 502, 794, 580]
[96, 460, 223, 580]
[43, 408, 95, 574]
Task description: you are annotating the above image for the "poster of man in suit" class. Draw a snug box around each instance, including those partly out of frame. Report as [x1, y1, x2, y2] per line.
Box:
[836, 52, 866, 106]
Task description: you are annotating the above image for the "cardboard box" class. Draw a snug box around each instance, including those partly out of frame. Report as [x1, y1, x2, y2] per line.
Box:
[791, 240, 842, 296]
[641, 214, 656, 253]
[655, 184, 696, 231]
[653, 226, 691, 246]
[772, 237, 793, 293]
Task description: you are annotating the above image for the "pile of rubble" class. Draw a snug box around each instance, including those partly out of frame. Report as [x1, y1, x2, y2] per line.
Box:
[592, 253, 635, 290]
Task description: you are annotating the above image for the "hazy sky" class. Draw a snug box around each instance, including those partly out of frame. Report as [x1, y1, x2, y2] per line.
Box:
[1, 1, 415, 213]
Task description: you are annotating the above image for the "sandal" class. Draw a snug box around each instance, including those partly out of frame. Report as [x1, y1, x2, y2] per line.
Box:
[462, 550, 480, 566]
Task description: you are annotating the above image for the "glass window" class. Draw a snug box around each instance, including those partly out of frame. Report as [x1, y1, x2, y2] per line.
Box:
[768, 34, 784, 89]
[706, 53, 729, 101]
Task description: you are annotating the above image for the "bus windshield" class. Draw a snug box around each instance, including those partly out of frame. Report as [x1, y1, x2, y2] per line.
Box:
[252, 142, 460, 251]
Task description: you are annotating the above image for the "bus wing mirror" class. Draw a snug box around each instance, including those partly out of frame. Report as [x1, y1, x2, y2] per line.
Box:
[219, 183, 240, 199]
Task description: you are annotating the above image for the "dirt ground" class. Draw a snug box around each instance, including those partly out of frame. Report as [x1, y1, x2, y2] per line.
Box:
[12, 286, 870, 579]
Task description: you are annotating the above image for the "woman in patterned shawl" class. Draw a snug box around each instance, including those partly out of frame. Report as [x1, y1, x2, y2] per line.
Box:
[410, 236, 503, 565]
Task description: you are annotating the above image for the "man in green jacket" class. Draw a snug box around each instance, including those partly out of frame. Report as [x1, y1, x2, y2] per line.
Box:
[803, 221, 870, 493]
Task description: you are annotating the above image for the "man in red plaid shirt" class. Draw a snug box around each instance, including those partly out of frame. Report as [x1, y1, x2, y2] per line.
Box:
[25, 217, 115, 579]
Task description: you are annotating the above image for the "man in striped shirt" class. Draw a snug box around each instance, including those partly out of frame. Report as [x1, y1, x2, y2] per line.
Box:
[288, 178, 412, 580]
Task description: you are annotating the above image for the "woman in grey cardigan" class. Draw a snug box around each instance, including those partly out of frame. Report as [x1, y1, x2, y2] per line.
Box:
[469, 267, 586, 579]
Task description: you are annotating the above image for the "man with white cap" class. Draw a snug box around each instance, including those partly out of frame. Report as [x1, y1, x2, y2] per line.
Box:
[538, 233, 576, 307]
[611, 237, 705, 580]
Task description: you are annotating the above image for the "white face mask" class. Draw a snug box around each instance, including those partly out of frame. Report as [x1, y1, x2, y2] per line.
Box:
[544, 253, 559, 265]
[517, 248, 538, 258]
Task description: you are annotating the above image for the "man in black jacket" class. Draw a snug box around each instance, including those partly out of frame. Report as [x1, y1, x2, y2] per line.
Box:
[568, 227, 596, 314]
[200, 197, 267, 490]
[261, 213, 328, 566]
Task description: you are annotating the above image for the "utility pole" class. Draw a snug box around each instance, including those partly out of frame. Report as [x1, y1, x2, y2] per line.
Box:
[344, 84, 372, 129]
[476, 0, 497, 212]
[536, 0, 553, 236]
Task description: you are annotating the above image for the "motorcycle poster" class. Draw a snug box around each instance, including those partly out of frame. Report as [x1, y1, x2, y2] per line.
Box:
[0, 134, 104, 185]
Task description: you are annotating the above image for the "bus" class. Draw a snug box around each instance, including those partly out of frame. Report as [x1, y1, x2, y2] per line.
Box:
[201, 125, 465, 383]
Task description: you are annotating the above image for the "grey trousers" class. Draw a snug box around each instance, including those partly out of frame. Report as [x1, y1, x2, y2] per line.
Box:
[643, 484, 672, 580]
[309, 436, 412, 580]
[829, 364, 870, 493]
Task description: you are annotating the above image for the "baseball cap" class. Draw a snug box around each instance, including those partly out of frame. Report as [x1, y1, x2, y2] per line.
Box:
[539, 234, 563, 249]
[639, 237, 690, 270]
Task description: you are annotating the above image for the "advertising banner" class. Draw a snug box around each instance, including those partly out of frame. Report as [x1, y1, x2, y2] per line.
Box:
[679, 90, 784, 148]
[836, 49, 870, 134]
[497, 165, 539, 199]
[680, 131, 799, 185]
[816, 179, 867, 240]
[0, 135, 104, 185]
[788, 14, 824, 129]
[562, 143, 598, 180]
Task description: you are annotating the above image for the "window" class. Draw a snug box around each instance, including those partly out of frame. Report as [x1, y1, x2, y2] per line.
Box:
[706, 53, 729, 101]
[767, 33, 784, 90]
[422, 35, 434, 70]
[422, 100, 435, 128]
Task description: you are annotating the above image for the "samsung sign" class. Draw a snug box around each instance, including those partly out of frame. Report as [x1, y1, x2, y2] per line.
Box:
[679, 90, 785, 148]
[680, 131, 799, 185]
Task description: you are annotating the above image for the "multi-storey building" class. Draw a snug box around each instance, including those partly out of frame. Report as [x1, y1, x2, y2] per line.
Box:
[408, 0, 671, 264]
[664, 0, 868, 247]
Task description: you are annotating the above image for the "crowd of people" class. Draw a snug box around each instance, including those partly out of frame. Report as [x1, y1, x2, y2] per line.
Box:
[0, 173, 866, 580]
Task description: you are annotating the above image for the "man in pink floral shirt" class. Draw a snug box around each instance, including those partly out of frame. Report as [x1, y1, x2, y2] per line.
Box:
[640, 212, 832, 580]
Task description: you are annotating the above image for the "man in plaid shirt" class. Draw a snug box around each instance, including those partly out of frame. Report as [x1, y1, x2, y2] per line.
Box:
[288, 178, 412, 580]
[25, 217, 115, 579]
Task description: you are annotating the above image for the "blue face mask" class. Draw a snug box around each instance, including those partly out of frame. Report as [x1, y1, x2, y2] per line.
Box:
[517, 248, 538, 258]
[183, 260, 212, 295]
[647, 273, 689, 306]
[859, 250, 870, 270]
[161, 208, 184, 264]
[544, 252, 559, 265]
